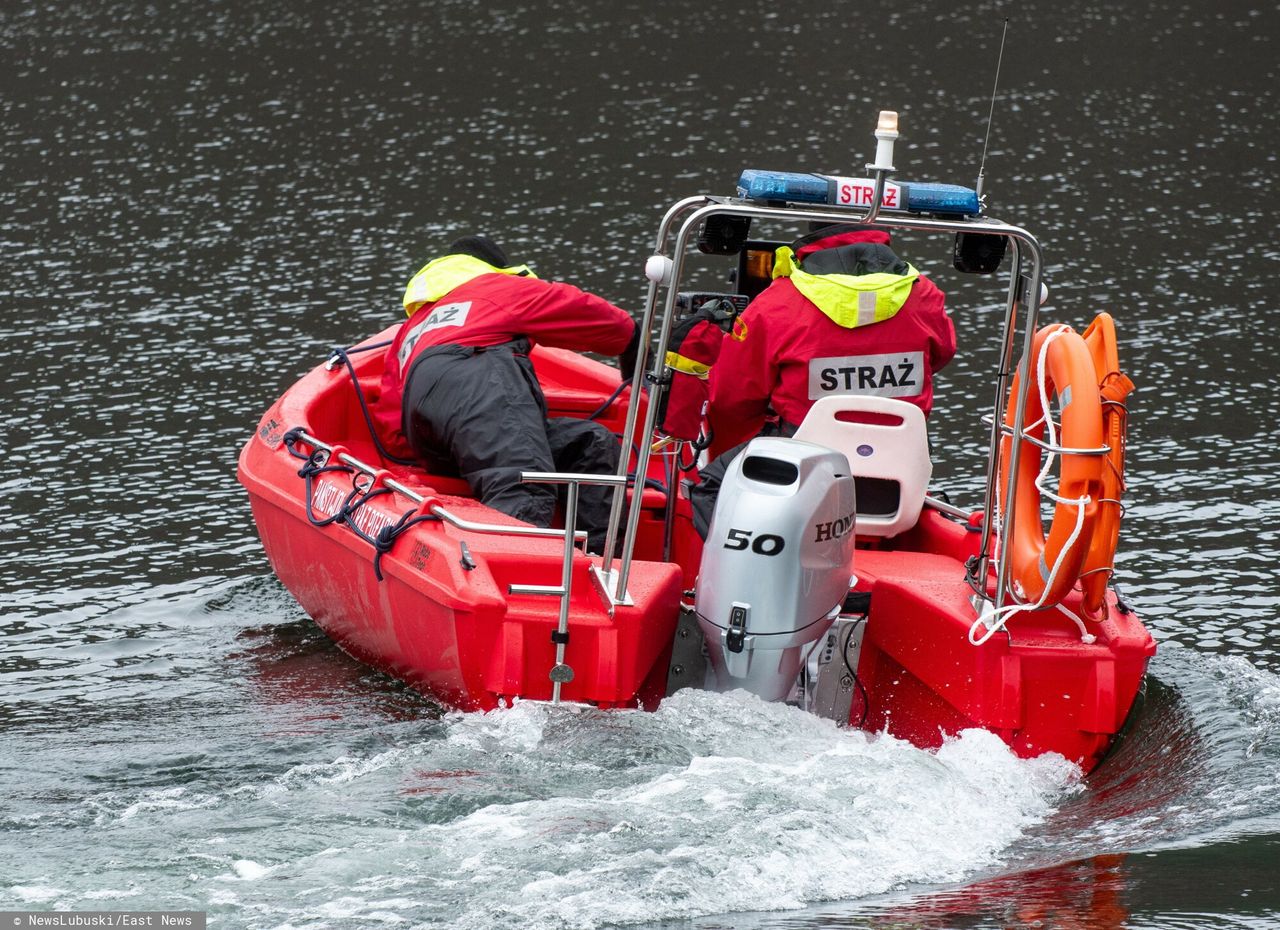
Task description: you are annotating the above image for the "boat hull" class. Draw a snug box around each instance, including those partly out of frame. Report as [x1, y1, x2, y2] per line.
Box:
[850, 514, 1154, 773]
[679, 507, 1151, 772]
[238, 332, 684, 711]
[239, 330, 1155, 774]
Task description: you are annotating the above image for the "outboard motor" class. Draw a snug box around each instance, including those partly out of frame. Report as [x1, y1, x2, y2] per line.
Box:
[695, 437, 856, 701]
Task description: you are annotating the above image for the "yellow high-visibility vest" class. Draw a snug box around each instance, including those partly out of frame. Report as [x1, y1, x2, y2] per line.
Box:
[771, 245, 917, 329]
[402, 253, 536, 315]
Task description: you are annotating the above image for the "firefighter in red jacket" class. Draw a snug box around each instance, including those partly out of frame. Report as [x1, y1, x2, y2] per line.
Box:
[372, 236, 638, 552]
[688, 224, 955, 534]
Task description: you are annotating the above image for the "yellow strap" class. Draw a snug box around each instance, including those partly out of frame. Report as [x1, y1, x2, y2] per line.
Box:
[665, 351, 711, 378]
[772, 246, 799, 279]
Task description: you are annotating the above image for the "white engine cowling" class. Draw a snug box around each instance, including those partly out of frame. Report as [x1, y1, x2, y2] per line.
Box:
[694, 437, 856, 701]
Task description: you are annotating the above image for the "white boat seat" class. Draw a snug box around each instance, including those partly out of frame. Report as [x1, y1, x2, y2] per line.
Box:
[792, 395, 932, 538]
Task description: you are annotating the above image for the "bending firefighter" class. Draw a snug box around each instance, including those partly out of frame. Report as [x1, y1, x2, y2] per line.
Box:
[372, 235, 639, 553]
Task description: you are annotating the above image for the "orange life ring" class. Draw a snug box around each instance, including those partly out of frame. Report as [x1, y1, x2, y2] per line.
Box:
[999, 324, 1105, 607]
[1078, 313, 1134, 619]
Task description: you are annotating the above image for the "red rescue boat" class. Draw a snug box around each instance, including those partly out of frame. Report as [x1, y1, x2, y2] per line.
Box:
[238, 111, 1154, 773]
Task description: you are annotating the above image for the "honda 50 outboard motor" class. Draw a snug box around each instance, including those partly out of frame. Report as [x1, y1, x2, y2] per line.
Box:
[694, 437, 856, 701]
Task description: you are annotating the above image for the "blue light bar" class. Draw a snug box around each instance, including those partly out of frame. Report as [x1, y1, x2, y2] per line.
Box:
[904, 182, 982, 216]
[735, 170, 831, 204]
[736, 169, 981, 216]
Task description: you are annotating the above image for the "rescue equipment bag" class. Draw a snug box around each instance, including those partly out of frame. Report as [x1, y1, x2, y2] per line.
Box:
[657, 300, 739, 442]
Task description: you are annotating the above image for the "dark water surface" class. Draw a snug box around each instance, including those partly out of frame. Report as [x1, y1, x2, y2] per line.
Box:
[3, 2, 1278, 928]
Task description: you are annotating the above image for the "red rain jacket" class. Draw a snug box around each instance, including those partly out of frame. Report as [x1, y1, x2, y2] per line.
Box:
[707, 230, 955, 457]
[372, 273, 635, 458]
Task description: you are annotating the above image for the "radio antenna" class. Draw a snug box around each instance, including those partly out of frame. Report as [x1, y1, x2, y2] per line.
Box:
[975, 17, 1010, 202]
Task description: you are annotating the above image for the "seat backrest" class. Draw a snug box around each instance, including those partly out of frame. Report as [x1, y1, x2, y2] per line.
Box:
[792, 395, 931, 537]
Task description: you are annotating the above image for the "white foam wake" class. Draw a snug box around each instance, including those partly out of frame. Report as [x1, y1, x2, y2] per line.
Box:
[236, 690, 1081, 930]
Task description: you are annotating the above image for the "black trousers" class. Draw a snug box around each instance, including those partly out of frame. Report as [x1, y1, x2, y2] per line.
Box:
[403, 340, 620, 552]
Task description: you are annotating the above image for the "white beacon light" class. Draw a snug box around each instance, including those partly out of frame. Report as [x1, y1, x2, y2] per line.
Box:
[871, 110, 899, 172]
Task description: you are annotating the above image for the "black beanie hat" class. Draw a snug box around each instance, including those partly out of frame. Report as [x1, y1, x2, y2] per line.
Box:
[449, 235, 510, 268]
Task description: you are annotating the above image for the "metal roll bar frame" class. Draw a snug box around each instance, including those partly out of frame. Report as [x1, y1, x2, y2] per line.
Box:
[594, 168, 1063, 620]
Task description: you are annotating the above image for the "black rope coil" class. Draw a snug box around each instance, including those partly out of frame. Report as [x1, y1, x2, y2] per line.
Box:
[282, 427, 439, 581]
